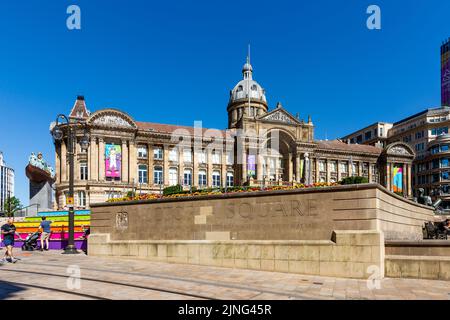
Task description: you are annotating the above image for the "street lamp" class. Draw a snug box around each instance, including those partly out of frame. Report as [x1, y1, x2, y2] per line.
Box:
[52, 114, 90, 254]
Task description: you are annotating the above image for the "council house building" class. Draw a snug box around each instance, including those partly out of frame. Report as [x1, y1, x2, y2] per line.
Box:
[52, 57, 414, 209]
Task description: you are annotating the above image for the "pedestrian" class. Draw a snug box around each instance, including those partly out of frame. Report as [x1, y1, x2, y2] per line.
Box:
[38, 216, 52, 251]
[1, 218, 20, 263]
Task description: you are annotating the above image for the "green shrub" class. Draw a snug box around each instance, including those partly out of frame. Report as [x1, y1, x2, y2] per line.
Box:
[163, 185, 183, 196]
[340, 176, 369, 185]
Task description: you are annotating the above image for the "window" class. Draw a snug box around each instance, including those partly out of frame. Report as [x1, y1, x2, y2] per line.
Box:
[154, 147, 163, 160]
[352, 162, 358, 176]
[226, 172, 234, 187]
[169, 168, 178, 186]
[319, 161, 326, 172]
[350, 138, 355, 144]
[442, 158, 450, 168]
[137, 146, 148, 159]
[78, 191, 86, 207]
[432, 159, 440, 169]
[330, 161, 337, 173]
[212, 171, 221, 187]
[356, 135, 363, 143]
[212, 151, 220, 164]
[432, 173, 440, 183]
[379, 127, 384, 137]
[198, 150, 207, 164]
[374, 128, 378, 137]
[183, 149, 192, 163]
[442, 145, 449, 152]
[365, 131, 372, 140]
[226, 151, 233, 165]
[183, 169, 192, 186]
[169, 148, 178, 162]
[339, 162, 348, 173]
[154, 166, 163, 184]
[198, 170, 207, 187]
[80, 163, 88, 181]
[138, 165, 148, 184]
[431, 127, 449, 136]
[442, 172, 450, 181]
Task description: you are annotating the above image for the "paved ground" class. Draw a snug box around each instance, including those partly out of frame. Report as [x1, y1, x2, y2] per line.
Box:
[1, 249, 450, 300]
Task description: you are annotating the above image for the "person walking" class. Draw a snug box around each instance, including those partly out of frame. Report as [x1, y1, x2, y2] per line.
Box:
[38, 216, 52, 251]
[1, 218, 20, 263]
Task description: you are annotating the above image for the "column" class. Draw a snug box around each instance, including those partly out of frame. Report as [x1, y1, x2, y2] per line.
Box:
[241, 148, 247, 184]
[221, 150, 227, 187]
[129, 141, 137, 185]
[288, 152, 293, 183]
[305, 153, 311, 185]
[407, 163, 412, 198]
[98, 138, 105, 181]
[295, 154, 301, 183]
[402, 163, 407, 197]
[90, 137, 98, 181]
[315, 158, 320, 183]
[122, 140, 129, 183]
[61, 140, 67, 182]
[148, 144, 154, 186]
[348, 160, 353, 177]
[368, 162, 373, 183]
[178, 146, 184, 185]
[193, 147, 199, 188]
[207, 148, 213, 186]
[256, 153, 263, 182]
[163, 145, 169, 186]
[326, 160, 331, 183]
[386, 163, 391, 191]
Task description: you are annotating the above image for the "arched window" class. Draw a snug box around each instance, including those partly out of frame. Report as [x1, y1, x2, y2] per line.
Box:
[226, 172, 234, 187]
[212, 171, 221, 187]
[237, 85, 243, 92]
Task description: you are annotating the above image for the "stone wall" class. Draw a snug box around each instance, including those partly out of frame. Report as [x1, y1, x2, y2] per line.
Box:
[90, 184, 433, 242]
[89, 230, 385, 279]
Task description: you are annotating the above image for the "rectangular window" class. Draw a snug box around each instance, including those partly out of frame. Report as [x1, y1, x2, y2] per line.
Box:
[365, 131, 372, 140]
[356, 135, 362, 143]
[212, 171, 221, 187]
[154, 147, 163, 160]
[138, 165, 148, 184]
[339, 162, 348, 173]
[442, 145, 449, 152]
[330, 161, 337, 173]
[183, 169, 192, 185]
[169, 168, 178, 186]
[198, 170, 207, 187]
[137, 146, 148, 159]
[78, 191, 86, 207]
[212, 151, 220, 165]
[432, 159, 440, 169]
[442, 158, 449, 168]
[153, 166, 163, 184]
[183, 149, 192, 163]
[80, 163, 88, 181]
[319, 161, 326, 172]
[352, 162, 358, 176]
[442, 172, 450, 180]
[226, 172, 234, 187]
[379, 127, 384, 137]
[197, 150, 207, 164]
[169, 148, 178, 162]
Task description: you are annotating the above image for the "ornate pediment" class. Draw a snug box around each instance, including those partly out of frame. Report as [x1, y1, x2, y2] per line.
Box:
[88, 109, 137, 130]
[385, 142, 414, 157]
[259, 108, 300, 125]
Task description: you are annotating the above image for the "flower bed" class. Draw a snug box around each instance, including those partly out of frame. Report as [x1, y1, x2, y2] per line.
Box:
[106, 182, 339, 203]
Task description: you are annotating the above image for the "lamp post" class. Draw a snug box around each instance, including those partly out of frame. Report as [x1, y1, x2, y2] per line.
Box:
[52, 114, 90, 254]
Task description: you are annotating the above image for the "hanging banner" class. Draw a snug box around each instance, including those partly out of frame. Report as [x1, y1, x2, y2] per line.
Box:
[392, 164, 403, 194]
[105, 144, 122, 179]
[247, 154, 256, 179]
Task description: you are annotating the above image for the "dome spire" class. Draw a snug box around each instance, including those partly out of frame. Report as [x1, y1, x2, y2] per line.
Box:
[242, 44, 253, 80]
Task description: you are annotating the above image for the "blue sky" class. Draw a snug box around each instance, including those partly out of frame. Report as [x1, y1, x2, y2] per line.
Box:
[0, 0, 449, 204]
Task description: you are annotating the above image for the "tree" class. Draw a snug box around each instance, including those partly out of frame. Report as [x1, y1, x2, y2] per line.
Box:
[4, 196, 22, 217]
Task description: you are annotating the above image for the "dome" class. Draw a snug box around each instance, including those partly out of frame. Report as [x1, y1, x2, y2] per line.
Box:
[229, 59, 266, 103]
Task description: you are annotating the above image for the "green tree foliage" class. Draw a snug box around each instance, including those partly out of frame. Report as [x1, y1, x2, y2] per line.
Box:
[4, 196, 22, 217]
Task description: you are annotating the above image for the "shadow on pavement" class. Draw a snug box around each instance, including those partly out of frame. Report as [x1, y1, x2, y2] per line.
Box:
[0, 280, 27, 299]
